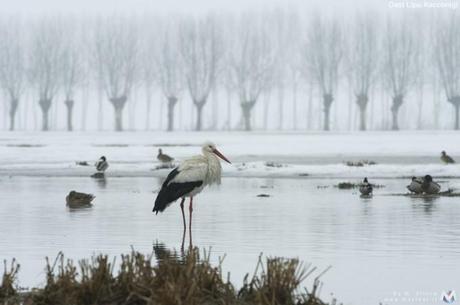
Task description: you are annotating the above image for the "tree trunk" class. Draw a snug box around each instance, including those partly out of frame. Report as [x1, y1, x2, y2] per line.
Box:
[211, 87, 218, 129]
[347, 79, 353, 130]
[417, 84, 424, 129]
[226, 88, 232, 130]
[278, 85, 284, 130]
[145, 88, 152, 130]
[194, 99, 206, 131]
[456, 104, 459, 130]
[263, 92, 270, 130]
[9, 98, 18, 131]
[323, 93, 334, 131]
[448, 96, 460, 130]
[391, 94, 403, 130]
[65, 100, 74, 131]
[241, 100, 256, 131]
[81, 84, 89, 131]
[307, 82, 313, 130]
[356, 94, 368, 131]
[292, 77, 298, 130]
[39, 98, 52, 131]
[97, 87, 103, 131]
[109, 95, 127, 131]
[167, 96, 178, 132]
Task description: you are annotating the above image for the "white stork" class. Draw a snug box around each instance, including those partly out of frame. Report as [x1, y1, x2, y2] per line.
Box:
[153, 142, 231, 237]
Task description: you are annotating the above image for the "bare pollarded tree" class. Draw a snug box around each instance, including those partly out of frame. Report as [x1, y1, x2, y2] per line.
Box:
[180, 15, 222, 131]
[347, 13, 379, 131]
[29, 18, 63, 131]
[155, 20, 184, 131]
[302, 15, 342, 131]
[435, 13, 460, 129]
[383, 16, 418, 130]
[94, 16, 138, 131]
[61, 20, 83, 131]
[229, 13, 276, 131]
[0, 19, 25, 131]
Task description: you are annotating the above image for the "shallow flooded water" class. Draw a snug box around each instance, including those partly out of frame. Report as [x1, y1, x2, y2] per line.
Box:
[0, 176, 459, 305]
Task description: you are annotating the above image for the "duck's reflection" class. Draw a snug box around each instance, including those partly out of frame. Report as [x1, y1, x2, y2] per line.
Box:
[421, 196, 439, 204]
[410, 197, 438, 214]
[93, 177, 107, 189]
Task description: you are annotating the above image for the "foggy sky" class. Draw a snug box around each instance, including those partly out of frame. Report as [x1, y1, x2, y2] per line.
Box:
[1, 0, 458, 132]
[2, 0, 387, 15]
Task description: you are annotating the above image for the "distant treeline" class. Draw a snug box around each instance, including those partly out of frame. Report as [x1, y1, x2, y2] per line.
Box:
[0, 10, 458, 131]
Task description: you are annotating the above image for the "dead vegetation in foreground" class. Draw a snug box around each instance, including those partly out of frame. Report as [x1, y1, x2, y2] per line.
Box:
[1, 245, 330, 305]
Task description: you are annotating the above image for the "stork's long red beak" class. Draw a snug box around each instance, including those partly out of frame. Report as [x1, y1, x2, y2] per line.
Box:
[213, 148, 231, 164]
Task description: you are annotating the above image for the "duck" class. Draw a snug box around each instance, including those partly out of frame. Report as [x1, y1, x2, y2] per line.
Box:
[441, 151, 455, 164]
[359, 177, 373, 196]
[407, 176, 423, 194]
[66, 191, 95, 208]
[157, 148, 174, 164]
[421, 175, 441, 194]
[95, 156, 109, 173]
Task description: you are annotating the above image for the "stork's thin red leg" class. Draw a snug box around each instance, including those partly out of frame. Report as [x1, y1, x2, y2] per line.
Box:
[180, 198, 186, 251]
[189, 197, 193, 248]
[180, 198, 186, 231]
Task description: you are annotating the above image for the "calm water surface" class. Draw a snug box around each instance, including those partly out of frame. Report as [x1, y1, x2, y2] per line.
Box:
[0, 176, 459, 305]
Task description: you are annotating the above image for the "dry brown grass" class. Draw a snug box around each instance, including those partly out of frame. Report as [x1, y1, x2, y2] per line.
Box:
[238, 255, 327, 305]
[0, 259, 20, 304]
[1, 246, 329, 305]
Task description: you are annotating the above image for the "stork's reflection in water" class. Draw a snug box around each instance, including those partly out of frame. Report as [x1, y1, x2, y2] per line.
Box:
[153, 241, 184, 263]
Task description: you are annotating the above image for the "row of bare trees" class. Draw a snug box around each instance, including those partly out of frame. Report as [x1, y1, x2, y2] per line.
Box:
[0, 11, 459, 131]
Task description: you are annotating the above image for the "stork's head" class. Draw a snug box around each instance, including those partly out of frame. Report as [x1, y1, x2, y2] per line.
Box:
[202, 141, 231, 164]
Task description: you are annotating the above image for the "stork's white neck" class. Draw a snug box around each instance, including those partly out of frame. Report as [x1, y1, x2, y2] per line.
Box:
[202, 150, 222, 185]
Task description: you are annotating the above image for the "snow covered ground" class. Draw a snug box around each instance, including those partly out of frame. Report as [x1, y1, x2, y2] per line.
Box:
[1, 130, 459, 179]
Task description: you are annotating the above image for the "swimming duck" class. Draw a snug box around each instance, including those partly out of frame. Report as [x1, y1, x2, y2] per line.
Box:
[95, 156, 109, 172]
[66, 191, 95, 208]
[407, 176, 423, 194]
[359, 177, 373, 196]
[421, 175, 441, 194]
[441, 151, 455, 164]
[157, 148, 174, 163]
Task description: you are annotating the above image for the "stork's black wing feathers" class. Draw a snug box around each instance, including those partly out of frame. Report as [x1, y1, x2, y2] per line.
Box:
[153, 167, 203, 214]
